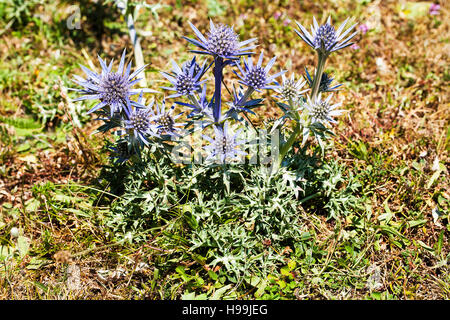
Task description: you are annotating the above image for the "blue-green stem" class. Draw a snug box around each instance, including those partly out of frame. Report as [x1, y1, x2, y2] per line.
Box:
[273, 98, 300, 171]
[213, 57, 224, 124]
[274, 53, 328, 171]
[310, 52, 328, 101]
[273, 119, 302, 172]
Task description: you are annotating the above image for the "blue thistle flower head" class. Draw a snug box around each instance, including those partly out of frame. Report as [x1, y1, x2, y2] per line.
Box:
[123, 94, 158, 148]
[203, 122, 246, 163]
[71, 49, 156, 117]
[235, 52, 286, 91]
[161, 57, 207, 98]
[151, 100, 185, 137]
[274, 73, 308, 103]
[183, 20, 258, 59]
[182, 57, 202, 74]
[303, 93, 345, 126]
[295, 16, 358, 55]
[304, 67, 342, 93]
[313, 23, 337, 51]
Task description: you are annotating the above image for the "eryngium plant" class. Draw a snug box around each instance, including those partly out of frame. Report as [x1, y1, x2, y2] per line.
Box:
[71, 15, 357, 170]
[273, 15, 357, 170]
[162, 19, 286, 164]
[70, 49, 165, 159]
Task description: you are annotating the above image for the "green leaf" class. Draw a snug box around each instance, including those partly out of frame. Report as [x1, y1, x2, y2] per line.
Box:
[181, 291, 207, 300]
[411, 161, 422, 171]
[175, 266, 185, 275]
[34, 281, 49, 293]
[280, 266, 291, 277]
[2, 202, 12, 209]
[287, 259, 297, 271]
[371, 292, 381, 300]
[0, 246, 13, 261]
[54, 193, 78, 204]
[223, 170, 230, 194]
[427, 170, 441, 189]
[300, 232, 312, 241]
[64, 208, 92, 218]
[208, 270, 218, 281]
[436, 230, 444, 255]
[417, 240, 434, 252]
[191, 253, 206, 265]
[25, 198, 40, 213]
[210, 284, 232, 300]
[378, 197, 393, 223]
[376, 225, 410, 246]
[26, 257, 50, 270]
[254, 280, 268, 298]
[276, 279, 286, 289]
[207, 0, 227, 17]
[16, 143, 31, 153]
[184, 210, 198, 229]
[407, 219, 427, 228]
[0, 115, 41, 130]
[245, 275, 262, 287]
[17, 236, 30, 258]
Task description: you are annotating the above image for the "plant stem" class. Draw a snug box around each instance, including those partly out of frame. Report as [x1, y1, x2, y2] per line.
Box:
[275, 52, 328, 172]
[274, 97, 301, 171]
[274, 121, 302, 171]
[310, 52, 327, 101]
[213, 57, 224, 124]
[298, 191, 321, 204]
[242, 111, 258, 133]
